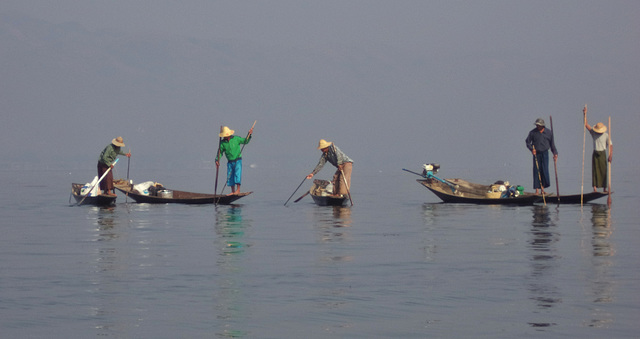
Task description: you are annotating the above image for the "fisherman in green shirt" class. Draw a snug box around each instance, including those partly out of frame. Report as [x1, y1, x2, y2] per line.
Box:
[97, 136, 131, 196]
[216, 126, 253, 195]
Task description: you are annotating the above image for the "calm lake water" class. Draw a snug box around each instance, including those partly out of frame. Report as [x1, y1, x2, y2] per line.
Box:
[1, 165, 639, 338]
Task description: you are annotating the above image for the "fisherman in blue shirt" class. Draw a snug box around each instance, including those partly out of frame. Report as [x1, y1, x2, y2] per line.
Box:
[525, 118, 558, 195]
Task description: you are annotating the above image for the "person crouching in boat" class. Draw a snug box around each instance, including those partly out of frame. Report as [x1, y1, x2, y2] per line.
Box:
[306, 139, 353, 197]
[216, 126, 252, 195]
[97, 136, 131, 196]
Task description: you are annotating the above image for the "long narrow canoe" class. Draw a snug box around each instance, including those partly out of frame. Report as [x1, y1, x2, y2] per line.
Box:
[417, 178, 542, 205]
[309, 179, 349, 206]
[523, 191, 609, 204]
[114, 183, 251, 205]
[71, 183, 117, 206]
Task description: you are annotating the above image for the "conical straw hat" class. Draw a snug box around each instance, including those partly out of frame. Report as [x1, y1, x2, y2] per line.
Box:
[317, 139, 333, 150]
[219, 126, 235, 137]
[111, 136, 125, 147]
[593, 122, 607, 133]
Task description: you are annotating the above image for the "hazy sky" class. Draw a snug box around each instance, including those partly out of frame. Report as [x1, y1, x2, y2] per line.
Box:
[1, 1, 638, 189]
[5, 1, 638, 57]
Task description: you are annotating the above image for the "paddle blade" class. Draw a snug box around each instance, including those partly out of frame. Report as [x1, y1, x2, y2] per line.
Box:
[294, 191, 310, 203]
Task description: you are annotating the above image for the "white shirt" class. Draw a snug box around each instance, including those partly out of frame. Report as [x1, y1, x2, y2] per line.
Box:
[589, 130, 611, 152]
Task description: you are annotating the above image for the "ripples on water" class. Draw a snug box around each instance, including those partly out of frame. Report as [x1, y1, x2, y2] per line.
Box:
[1, 170, 639, 338]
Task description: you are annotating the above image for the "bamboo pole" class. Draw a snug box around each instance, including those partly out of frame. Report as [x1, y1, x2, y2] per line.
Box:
[581, 105, 587, 206]
[607, 116, 612, 206]
[550, 116, 560, 204]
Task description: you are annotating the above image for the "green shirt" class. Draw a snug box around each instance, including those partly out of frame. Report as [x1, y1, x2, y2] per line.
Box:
[217, 135, 251, 162]
[99, 144, 126, 166]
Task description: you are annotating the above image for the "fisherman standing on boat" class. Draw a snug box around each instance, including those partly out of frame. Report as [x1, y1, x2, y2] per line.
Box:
[306, 139, 353, 197]
[583, 107, 612, 192]
[98, 137, 131, 196]
[216, 126, 252, 195]
[525, 118, 558, 195]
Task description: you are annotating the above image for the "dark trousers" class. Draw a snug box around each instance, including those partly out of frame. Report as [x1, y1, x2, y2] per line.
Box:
[97, 162, 113, 194]
[532, 151, 550, 189]
[592, 150, 607, 188]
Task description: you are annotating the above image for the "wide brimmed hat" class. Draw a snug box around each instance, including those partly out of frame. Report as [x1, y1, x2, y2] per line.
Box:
[534, 118, 545, 127]
[317, 139, 333, 150]
[593, 122, 607, 133]
[111, 136, 125, 147]
[219, 126, 235, 137]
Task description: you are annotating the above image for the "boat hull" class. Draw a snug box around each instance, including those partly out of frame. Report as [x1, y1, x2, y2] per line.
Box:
[310, 194, 349, 206]
[309, 179, 349, 206]
[526, 191, 609, 204]
[115, 183, 250, 205]
[71, 183, 116, 206]
[417, 179, 542, 205]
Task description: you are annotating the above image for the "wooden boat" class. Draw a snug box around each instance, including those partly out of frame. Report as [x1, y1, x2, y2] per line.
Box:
[309, 180, 349, 206]
[523, 191, 609, 204]
[71, 183, 117, 206]
[416, 178, 542, 205]
[114, 182, 251, 205]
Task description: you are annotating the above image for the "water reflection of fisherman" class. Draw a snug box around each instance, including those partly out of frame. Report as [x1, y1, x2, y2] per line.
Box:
[590, 204, 613, 257]
[213, 206, 249, 337]
[215, 205, 247, 255]
[332, 206, 352, 228]
[587, 204, 615, 326]
[93, 207, 125, 335]
[313, 206, 353, 243]
[528, 205, 561, 312]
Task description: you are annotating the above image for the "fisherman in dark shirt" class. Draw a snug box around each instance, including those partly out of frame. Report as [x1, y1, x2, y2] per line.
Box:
[98, 137, 131, 196]
[525, 118, 558, 195]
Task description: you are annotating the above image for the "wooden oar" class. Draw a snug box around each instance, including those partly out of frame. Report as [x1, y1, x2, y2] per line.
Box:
[581, 105, 587, 206]
[293, 191, 310, 203]
[402, 168, 459, 189]
[126, 149, 131, 203]
[549, 116, 560, 204]
[214, 130, 222, 205]
[77, 158, 119, 206]
[339, 167, 353, 206]
[239, 120, 257, 155]
[607, 116, 612, 206]
[402, 168, 426, 177]
[532, 146, 546, 206]
[330, 144, 353, 206]
[285, 177, 307, 206]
